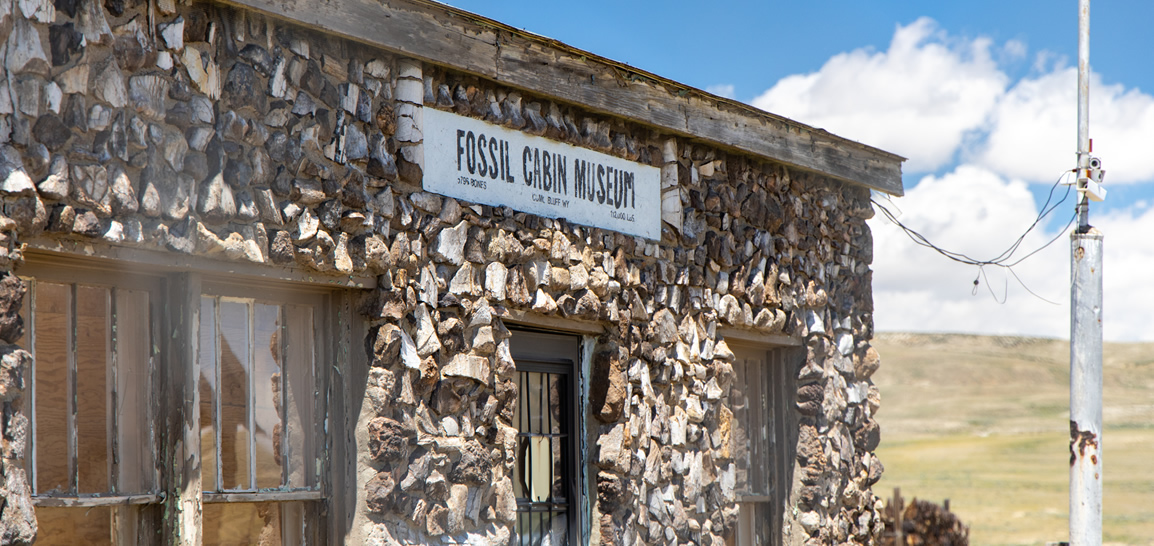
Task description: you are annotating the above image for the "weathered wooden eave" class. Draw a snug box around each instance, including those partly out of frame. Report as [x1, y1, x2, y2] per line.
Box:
[217, 0, 906, 195]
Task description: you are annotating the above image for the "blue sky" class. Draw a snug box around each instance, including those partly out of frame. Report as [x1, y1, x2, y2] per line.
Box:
[441, 1, 1154, 341]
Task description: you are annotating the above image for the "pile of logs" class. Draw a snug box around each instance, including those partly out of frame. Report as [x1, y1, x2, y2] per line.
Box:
[882, 488, 970, 546]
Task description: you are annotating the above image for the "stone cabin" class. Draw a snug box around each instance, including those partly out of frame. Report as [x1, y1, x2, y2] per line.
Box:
[0, 0, 905, 544]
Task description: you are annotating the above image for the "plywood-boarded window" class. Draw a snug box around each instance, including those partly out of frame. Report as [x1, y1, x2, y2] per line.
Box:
[20, 262, 342, 546]
[20, 273, 160, 546]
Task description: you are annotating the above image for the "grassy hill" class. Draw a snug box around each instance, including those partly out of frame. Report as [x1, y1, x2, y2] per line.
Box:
[871, 333, 1154, 546]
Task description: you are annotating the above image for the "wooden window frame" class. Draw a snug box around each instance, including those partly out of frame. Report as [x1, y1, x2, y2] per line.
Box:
[19, 264, 165, 503]
[18, 252, 359, 545]
[727, 341, 802, 546]
[195, 282, 330, 544]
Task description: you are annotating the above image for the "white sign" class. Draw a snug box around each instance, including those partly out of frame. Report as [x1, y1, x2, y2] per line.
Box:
[423, 108, 662, 239]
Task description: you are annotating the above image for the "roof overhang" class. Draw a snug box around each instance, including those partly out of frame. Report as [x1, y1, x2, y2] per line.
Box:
[218, 0, 906, 195]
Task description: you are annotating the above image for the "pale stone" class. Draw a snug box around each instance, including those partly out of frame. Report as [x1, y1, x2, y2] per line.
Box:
[717, 294, 741, 325]
[37, 155, 69, 200]
[468, 304, 493, 330]
[433, 220, 468, 265]
[443, 354, 490, 383]
[387, 327, 417, 372]
[342, 83, 360, 114]
[160, 17, 184, 50]
[704, 377, 723, 401]
[470, 326, 495, 355]
[484, 262, 507, 300]
[71, 164, 111, 216]
[129, 75, 170, 120]
[799, 511, 821, 532]
[108, 164, 138, 215]
[449, 262, 479, 296]
[685, 395, 705, 423]
[683, 451, 703, 503]
[836, 330, 854, 356]
[418, 264, 438, 306]
[365, 59, 390, 79]
[334, 232, 353, 273]
[441, 416, 459, 437]
[77, 0, 113, 45]
[598, 423, 627, 470]
[718, 462, 736, 502]
[53, 64, 89, 96]
[292, 208, 319, 243]
[713, 340, 734, 362]
[184, 48, 221, 99]
[374, 189, 395, 218]
[652, 308, 678, 344]
[19, 0, 54, 22]
[6, 16, 50, 76]
[44, 82, 62, 115]
[568, 264, 588, 290]
[669, 407, 687, 446]
[0, 149, 35, 196]
[414, 305, 441, 357]
[525, 260, 548, 288]
[531, 289, 556, 314]
[289, 38, 309, 58]
[198, 172, 236, 223]
[269, 57, 288, 98]
[805, 309, 825, 336]
[493, 476, 516, 523]
[94, 59, 128, 108]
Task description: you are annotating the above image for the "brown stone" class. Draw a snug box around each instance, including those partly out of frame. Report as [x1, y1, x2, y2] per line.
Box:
[600, 513, 618, 546]
[854, 418, 881, 452]
[866, 453, 885, 486]
[431, 380, 463, 415]
[597, 471, 625, 512]
[797, 383, 824, 416]
[448, 439, 492, 485]
[495, 379, 517, 423]
[0, 462, 36, 543]
[426, 504, 448, 535]
[367, 323, 404, 368]
[589, 346, 626, 423]
[367, 417, 407, 462]
[796, 425, 822, 465]
[0, 346, 32, 402]
[855, 346, 881, 380]
[365, 471, 397, 513]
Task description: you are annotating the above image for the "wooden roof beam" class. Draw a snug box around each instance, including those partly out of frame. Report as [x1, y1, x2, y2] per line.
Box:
[217, 0, 905, 195]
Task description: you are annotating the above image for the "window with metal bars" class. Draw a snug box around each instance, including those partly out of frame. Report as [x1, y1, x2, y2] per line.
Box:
[510, 331, 581, 546]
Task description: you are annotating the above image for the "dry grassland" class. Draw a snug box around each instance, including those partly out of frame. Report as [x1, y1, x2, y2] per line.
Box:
[871, 333, 1154, 546]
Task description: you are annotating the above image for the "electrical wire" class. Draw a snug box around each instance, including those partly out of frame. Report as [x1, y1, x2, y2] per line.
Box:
[872, 171, 1078, 304]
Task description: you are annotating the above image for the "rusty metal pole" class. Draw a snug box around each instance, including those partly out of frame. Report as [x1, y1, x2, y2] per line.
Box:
[1070, 0, 1103, 544]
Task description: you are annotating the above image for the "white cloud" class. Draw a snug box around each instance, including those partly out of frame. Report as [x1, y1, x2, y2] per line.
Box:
[751, 18, 1007, 173]
[705, 84, 736, 99]
[1001, 39, 1027, 61]
[872, 163, 1154, 341]
[1094, 204, 1154, 341]
[870, 165, 1071, 338]
[749, 17, 1154, 341]
[977, 68, 1154, 184]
